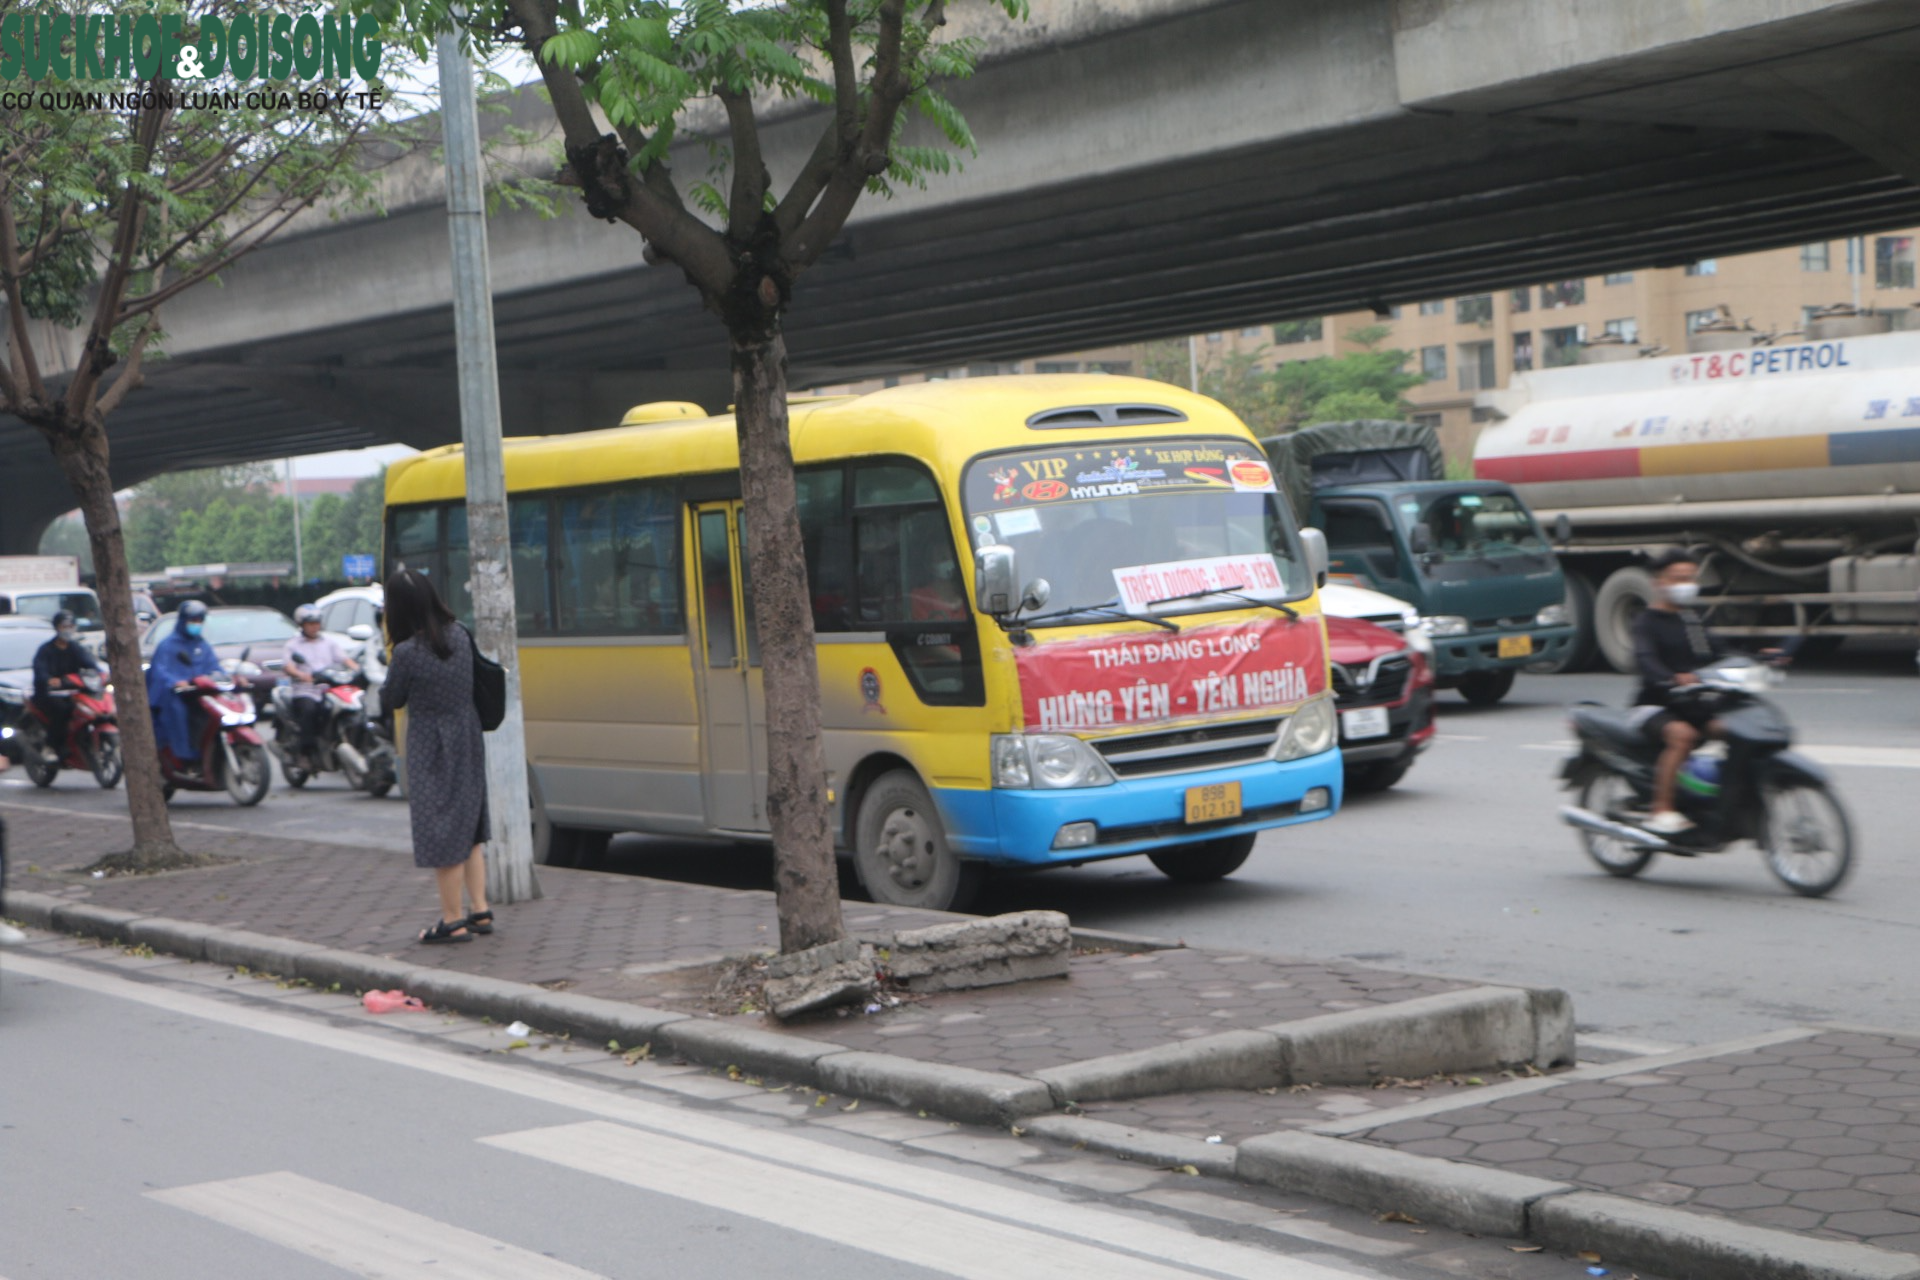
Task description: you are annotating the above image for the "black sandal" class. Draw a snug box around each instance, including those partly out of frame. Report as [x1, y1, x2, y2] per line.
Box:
[463, 909, 494, 936]
[418, 918, 472, 945]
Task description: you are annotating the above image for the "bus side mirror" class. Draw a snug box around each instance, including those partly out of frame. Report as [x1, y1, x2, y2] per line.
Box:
[1408, 522, 1434, 556]
[1299, 528, 1329, 588]
[1552, 512, 1572, 546]
[974, 545, 1017, 617]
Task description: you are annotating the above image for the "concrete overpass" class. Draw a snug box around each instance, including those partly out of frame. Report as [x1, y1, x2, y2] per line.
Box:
[7, 0, 1920, 549]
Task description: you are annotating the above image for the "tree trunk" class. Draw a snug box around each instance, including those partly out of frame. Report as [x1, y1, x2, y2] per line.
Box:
[731, 328, 847, 954]
[47, 416, 183, 862]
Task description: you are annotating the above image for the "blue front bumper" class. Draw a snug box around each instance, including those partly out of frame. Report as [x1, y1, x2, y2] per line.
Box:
[931, 750, 1344, 869]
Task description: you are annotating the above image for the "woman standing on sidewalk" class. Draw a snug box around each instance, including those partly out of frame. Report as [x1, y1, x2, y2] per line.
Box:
[383, 568, 493, 944]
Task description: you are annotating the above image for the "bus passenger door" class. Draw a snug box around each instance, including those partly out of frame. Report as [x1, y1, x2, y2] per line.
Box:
[692, 504, 769, 833]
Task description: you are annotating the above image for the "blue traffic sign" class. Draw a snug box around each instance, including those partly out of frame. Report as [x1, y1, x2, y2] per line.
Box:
[342, 553, 377, 581]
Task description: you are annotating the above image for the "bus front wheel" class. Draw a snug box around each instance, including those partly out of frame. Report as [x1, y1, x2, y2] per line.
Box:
[854, 771, 981, 913]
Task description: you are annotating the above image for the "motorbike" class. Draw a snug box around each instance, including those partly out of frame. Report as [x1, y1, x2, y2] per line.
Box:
[15, 670, 122, 790]
[268, 662, 394, 797]
[156, 673, 273, 806]
[1558, 657, 1853, 897]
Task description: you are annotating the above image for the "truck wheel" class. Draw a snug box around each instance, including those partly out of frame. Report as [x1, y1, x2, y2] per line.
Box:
[1458, 669, 1515, 705]
[854, 770, 981, 911]
[1594, 566, 1657, 674]
[1148, 833, 1256, 882]
[1529, 573, 1597, 674]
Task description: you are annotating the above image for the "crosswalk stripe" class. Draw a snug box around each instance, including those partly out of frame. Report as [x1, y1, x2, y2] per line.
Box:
[148, 1171, 608, 1279]
[488, 1120, 1193, 1279]
[484, 1121, 1367, 1280]
[1800, 743, 1920, 770]
[19, 955, 1377, 1280]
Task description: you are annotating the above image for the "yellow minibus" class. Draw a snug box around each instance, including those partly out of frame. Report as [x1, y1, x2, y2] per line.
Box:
[384, 375, 1342, 910]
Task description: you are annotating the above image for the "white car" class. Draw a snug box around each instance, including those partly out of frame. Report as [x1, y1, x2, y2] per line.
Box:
[312, 585, 383, 660]
[1318, 578, 1432, 659]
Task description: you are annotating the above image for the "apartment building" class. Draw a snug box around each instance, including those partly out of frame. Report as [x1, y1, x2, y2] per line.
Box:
[813, 225, 1920, 463]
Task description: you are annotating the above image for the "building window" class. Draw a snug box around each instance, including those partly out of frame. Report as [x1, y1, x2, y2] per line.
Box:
[1034, 361, 1080, 374]
[1241, 326, 1264, 338]
[1604, 318, 1639, 343]
[1512, 331, 1534, 373]
[1604, 272, 1634, 286]
[1801, 243, 1831, 272]
[1509, 287, 1531, 314]
[1876, 237, 1915, 289]
[1458, 341, 1497, 391]
[1685, 259, 1718, 277]
[1455, 295, 1493, 325]
[1205, 331, 1224, 344]
[1411, 413, 1443, 432]
[1087, 360, 1134, 375]
[1420, 345, 1447, 382]
[1685, 309, 1720, 334]
[1418, 300, 1446, 317]
[1543, 325, 1585, 368]
[1272, 318, 1323, 344]
[1541, 280, 1586, 308]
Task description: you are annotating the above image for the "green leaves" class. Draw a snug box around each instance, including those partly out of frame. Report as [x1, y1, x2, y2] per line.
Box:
[539, 28, 600, 70]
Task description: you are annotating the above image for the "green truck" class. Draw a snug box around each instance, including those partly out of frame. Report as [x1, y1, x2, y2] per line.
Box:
[1265, 421, 1574, 705]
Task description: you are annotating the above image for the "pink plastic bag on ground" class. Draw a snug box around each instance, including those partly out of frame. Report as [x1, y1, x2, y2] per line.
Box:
[362, 989, 427, 1014]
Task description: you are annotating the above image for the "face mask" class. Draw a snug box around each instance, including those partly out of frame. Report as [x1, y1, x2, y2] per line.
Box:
[184, 622, 204, 637]
[56, 628, 76, 643]
[1664, 582, 1700, 606]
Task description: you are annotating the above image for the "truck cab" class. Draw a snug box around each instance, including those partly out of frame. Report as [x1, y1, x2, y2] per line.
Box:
[1267, 423, 1573, 705]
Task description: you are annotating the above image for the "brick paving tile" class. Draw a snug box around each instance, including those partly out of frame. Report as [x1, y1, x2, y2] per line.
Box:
[1349, 1029, 1920, 1250]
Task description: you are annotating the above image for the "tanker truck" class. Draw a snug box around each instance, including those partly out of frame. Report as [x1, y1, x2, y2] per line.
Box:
[1473, 318, 1920, 672]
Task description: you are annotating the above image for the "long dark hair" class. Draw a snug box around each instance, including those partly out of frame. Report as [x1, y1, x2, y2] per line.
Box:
[385, 567, 457, 659]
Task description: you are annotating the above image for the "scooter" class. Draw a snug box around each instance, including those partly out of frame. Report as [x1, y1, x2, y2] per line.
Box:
[269, 663, 395, 797]
[16, 670, 122, 789]
[1558, 657, 1853, 897]
[155, 674, 272, 806]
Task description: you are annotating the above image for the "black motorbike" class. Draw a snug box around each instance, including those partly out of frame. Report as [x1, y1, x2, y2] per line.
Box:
[1558, 658, 1853, 897]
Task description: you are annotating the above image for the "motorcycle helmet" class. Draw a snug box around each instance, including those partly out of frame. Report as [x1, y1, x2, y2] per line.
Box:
[179, 600, 209, 621]
[51, 610, 75, 629]
[294, 604, 322, 625]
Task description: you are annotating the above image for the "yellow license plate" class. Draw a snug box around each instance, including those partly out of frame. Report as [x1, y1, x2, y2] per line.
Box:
[1184, 781, 1243, 824]
[1498, 635, 1534, 659]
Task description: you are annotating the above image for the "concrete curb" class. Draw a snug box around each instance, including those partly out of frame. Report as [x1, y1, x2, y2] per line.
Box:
[1022, 1114, 1237, 1179]
[1532, 1192, 1920, 1280]
[815, 1051, 1054, 1127]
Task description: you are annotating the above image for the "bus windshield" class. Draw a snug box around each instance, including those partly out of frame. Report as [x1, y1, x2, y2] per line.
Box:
[962, 439, 1310, 625]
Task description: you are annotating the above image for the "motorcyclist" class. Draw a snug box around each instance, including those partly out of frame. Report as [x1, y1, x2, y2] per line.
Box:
[148, 600, 222, 770]
[1631, 549, 1728, 835]
[282, 604, 357, 768]
[30, 611, 98, 764]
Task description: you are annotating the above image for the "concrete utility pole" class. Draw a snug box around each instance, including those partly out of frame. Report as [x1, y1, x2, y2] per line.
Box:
[284, 457, 304, 583]
[1187, 334, 1199, 392]
[437, 30, 538, 903]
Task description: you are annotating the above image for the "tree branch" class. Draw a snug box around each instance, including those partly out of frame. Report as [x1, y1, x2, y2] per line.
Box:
[0, 197, 47, 404]
[773, 0, 858, 240]
[95, 312, 159, 418]
[65, 95, 168, 418]
[719, 84, 767, 243]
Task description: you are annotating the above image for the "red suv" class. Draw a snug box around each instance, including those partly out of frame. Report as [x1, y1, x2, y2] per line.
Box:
[1327, 615, 1435, 792]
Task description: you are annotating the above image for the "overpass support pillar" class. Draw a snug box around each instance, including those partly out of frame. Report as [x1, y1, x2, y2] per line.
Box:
[0, 460, 75, 555]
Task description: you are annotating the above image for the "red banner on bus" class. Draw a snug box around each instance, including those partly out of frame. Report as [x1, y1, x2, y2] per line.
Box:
[1014, 615, 1327, 734]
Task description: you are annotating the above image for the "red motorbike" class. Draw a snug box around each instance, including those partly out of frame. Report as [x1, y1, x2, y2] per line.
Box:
[156, 674, 272, 806]
[20, 670, 122, 790]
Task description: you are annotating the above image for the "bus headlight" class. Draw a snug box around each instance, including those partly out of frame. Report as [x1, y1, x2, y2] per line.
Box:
[1536, 603, 1569, 626]
[1272, 696, 1337, 761]
[1424, 615, 1470, 637]
[991, 734, 1116, 789]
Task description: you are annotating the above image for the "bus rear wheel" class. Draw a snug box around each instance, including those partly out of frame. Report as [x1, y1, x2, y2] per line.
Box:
[1148, 833, 1256, 883]
[854, 771, 981, 912]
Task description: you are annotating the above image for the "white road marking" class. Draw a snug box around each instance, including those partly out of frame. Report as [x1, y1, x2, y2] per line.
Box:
[1435, 733, 1486, 742]
[1254, 1218, 1414, 1259]
[490, 1120, 1198, 1280]
[14, 953, 1375, 1280]
[148, 1172, 607, 1279]
[0, 797, 260, 837]
[1579, 1032, 1683, 1057]
[1800, 744, 1920, 770]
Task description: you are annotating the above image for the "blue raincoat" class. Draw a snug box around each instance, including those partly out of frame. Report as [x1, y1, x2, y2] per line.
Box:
[148, 616, 221, 760]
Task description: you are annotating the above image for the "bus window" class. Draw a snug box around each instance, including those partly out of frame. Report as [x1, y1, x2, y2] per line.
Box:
[697, 509, 737, 667]
[509, 495, 552, 632]
[443, 505, 472, 623]
[556, 491, 618, 633]
[797, 467, 852, 631]
[614, 483, 682, 635]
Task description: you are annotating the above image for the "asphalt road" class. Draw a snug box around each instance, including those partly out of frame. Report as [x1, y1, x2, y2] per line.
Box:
[2, 942, 1594, 1280]
[6, 651, 1914, 1047]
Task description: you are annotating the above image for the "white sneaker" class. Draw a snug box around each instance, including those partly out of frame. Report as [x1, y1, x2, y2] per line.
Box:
[0, 921, 28, 946]
[1644, 810, 1695, 836]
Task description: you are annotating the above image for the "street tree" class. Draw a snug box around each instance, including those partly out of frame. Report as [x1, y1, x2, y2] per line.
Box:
[371, 0, 1026, 955]
[0, 7, 396, 865]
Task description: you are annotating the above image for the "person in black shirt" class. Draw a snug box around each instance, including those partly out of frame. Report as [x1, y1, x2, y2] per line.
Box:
[30, 610, 98, 765]
[1630, 550, 1733, 834]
